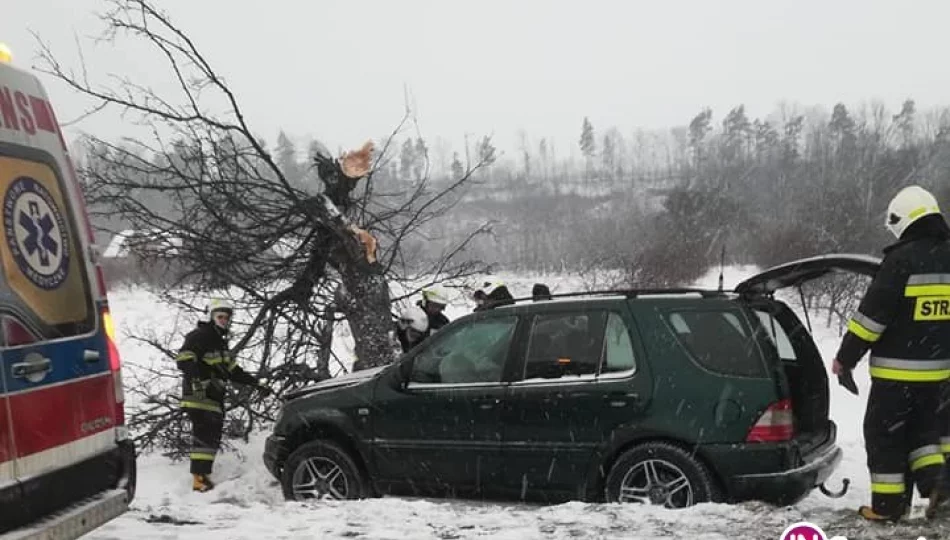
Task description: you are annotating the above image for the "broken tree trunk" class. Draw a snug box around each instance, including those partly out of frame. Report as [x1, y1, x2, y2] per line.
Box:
[310, 145, 396, 371]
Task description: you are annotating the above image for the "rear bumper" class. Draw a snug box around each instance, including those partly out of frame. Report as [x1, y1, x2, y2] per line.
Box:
[729, 440, 842, 506]
[1, 489, 129, 540]
[0, 438, 136, 538]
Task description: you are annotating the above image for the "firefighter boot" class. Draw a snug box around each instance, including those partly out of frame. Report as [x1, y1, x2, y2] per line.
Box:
[192, 473, 215, 492]
[858, 505, 901, 523]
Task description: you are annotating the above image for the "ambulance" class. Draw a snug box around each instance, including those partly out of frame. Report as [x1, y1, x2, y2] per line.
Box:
[0, 43, 136, 538]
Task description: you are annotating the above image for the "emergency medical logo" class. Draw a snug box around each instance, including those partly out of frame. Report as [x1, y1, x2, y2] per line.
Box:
[3, 176, 69, 290]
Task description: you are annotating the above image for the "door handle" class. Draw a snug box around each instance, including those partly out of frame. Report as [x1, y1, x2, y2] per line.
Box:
[84, 349, 101, 363]
[12, 357, 52, 380]
[477, 398, 501, 410]
[604, 392, 640, 407]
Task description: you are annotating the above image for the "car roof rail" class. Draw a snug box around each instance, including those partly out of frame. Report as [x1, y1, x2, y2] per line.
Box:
[487, 287, 731, 309]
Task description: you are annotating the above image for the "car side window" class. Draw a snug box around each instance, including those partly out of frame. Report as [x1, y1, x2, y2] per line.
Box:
[666, 310, 767, 378]
[601, 312, 636, 374]
[523, 312, 607, 379]
[409, 316, 517, 384]
[754, 310, 798, 361]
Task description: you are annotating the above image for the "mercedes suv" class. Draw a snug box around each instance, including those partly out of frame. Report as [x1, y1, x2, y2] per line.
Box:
[263, 255, 878, 508]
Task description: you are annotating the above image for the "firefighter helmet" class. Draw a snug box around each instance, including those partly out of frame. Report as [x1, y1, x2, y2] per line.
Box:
[886, 185, 942, 239]
[422, 286, 450, 306]
[208, 298, 234, 329]
[398, 304, 429, 333]
[473, 279, 505, 298]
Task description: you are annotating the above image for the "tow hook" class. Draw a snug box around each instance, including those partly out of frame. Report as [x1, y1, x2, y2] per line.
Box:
[819, 477, 850, 498]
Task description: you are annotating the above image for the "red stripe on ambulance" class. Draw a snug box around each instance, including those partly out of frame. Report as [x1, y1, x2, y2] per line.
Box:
[0, 395, 11, 464]
[0, 85, 56, 134]
[8, 373, 116, 458]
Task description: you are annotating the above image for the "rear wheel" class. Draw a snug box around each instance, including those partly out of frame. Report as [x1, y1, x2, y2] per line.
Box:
[118, 440, 137, 503]
[281, 440, 367, 501]
[604, 441, 720, 508]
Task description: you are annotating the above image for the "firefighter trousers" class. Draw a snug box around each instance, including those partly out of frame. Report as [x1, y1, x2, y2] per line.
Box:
[865, 379, 945, 517]
[938, 381, 950, 493]
[185, 407, 224, 475]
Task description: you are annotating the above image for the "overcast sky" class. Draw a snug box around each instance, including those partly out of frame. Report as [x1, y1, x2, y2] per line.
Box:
[5, 0, 950, 160]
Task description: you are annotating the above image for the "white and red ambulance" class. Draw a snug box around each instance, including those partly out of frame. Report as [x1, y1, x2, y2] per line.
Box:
[0, 44, 136, 538]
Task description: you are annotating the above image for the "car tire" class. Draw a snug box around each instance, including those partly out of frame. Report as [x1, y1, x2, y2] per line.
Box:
[604, 441, 721, 508]
[281, 439, 368, 501]
[119, 440, 137, 503]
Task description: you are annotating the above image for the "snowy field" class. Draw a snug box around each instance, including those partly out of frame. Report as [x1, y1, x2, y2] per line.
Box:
[84, 268, 947, 540]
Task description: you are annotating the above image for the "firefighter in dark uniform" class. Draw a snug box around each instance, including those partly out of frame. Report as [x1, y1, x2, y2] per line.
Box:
[175, 298, 271, 492]
[395, 287, 451, 352]
[833, 185, 950, 522]
[472, 280, 515, 311]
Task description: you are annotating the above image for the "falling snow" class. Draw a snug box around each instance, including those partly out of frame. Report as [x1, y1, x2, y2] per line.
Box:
[85, 268, 950, 539]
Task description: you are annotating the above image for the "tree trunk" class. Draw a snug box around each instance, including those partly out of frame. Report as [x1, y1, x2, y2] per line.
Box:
[311, 175, 397, 372]
[315, 303, 335, 380]
[335, 264, 394, 371]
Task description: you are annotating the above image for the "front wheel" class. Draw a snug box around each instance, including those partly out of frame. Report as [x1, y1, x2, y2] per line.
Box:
[281, 440, 367, 501]
[604, 442, 721, 508]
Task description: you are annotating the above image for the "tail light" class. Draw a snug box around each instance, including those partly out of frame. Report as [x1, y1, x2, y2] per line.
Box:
[102, 308, 126, 431]
[746, 399, 794, 443]
[48, 90, 127, 438]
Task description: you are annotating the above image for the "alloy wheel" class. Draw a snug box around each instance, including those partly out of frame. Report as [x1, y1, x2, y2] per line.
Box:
[618, 458, 694, 508]
[291, 456, 351, 500]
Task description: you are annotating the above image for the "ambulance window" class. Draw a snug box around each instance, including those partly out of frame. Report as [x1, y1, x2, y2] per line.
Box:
[0, 146, 94, 339]
[1, 317, 38, 347]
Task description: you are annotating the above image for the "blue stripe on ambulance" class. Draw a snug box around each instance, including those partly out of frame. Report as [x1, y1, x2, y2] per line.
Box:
[2, 332, 110, 394]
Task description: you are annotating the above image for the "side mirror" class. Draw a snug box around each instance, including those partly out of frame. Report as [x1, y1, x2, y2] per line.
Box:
[391, 359, 414, 391]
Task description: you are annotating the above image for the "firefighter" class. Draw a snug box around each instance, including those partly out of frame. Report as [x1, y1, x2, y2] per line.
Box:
[395, 304, 429, 353]
[419, 287, 451, 332]
[395, 287, 451, 352]
[472, 280, 515, 311]
[532, 283, 553, 301]
[175, 298, 271, 492]
[832, 185, 950, 522]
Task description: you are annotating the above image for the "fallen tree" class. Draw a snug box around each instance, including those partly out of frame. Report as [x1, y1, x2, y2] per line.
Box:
[34, 0, 496, 453]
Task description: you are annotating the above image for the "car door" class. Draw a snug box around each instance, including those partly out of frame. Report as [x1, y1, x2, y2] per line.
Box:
[371, 314, 519, 495]
[735, 253, 884, 453]
[501, 304, 652, 497]
[733, 253, 881, 297]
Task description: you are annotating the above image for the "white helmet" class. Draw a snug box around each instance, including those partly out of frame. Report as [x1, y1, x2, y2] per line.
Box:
[208, 298, 234, 314]
[398, 304, 429, 333]
[473, 278, 505, 296]
[422, 286, 450, 306]
[886, 185, 942, 239]
[208, 298, 234, 329]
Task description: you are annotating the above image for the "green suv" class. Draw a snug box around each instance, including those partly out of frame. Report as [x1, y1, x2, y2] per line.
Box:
[263, 255, 878, 508]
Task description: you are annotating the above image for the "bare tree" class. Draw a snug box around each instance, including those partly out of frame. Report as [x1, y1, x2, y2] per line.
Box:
[33, 0, 494, 452]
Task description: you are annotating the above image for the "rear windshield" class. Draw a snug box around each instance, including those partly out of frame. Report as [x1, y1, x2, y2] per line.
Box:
[0, 142, 94, 339]
[663, 308, 768, 378]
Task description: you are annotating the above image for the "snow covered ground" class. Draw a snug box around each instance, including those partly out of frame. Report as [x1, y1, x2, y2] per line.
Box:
[84, 268, 945, 539]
